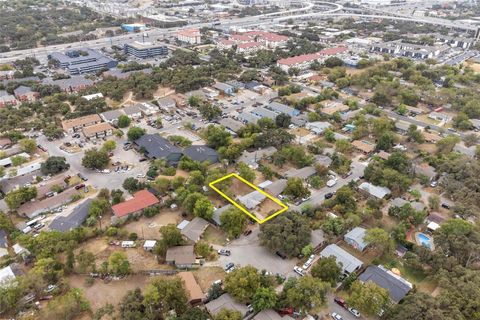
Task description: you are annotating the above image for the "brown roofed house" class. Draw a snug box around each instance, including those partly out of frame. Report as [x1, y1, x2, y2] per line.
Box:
[165, 245, 196, 268]
[82, 122, 114, 140]
[62, 114, 102, 134]
[178, 271, 204, 305]
[352, 140, 375, 154]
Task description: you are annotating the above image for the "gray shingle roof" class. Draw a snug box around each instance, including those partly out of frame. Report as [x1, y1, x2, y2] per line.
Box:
[212, 204, 232, 225]
[48, 198, 92, 232]
[180, 217, 209, 242]
[183, 145, 218, 163]
[359, 265, 412, 303]
[0, 229, 7, 248]
[135, 134, 182, 162]
[205, 293, 248, 317]
[344, 227, 368, 251]
[320, 244, 363, 274]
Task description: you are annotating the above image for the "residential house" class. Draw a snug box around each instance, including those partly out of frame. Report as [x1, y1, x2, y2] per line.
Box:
[0, 265, 17, 286]
[453, 143, 476, 159]
[205, 293, 248, 318]
[238, 146, 277, 169]
[413, 163, 436, 181]
[49, 199, 92, 232]
[344, 227, 368, 252]
[111, 190, 159, 221]
[100, 109, 125, 125]
[238, 191, 266, 210]
[395, 121, 411, 135]
[359, 182, 391, 199]
[43, 76, 94, 93]
[428, 111, 449, 122]
[183, 145, 218, 164]
[423, 131, 441, 143]
[377, 150, 390, 160]
[352, 140, 375, 154]
[213, 82, 235, 96]
[237, 111, 259, 124]
[123, 105, 143, 120]
[157, 97, 176, 112]
[62, 114, 102, 134]
[267, 102, 300, 117]
[13, 86, 39, 102]
[321, 102, 350, 116]
[212, 204, 232, 226]
[178, 271, 204, 305]
[82, 122, 114, 140]
[251, 107, 277, 120]
[134, 134, 183, 165]
[180, 217, 210, 243]
[471, 119, 480, 130]
[137, 101, 159, 116]
[306, 121, 331, 135]
[405, 105, 424, 115]
[320, 244, 363, 275]
[265, 179, 287, 197]
[315, 155, 332, 168]
[284, 166, 316, 180]
[311, 229, 326, 249]
[359, 265, 412, 303]
[219, 118, 244, 134]
[0, 92, 17, 107]
[0, 229, 7, 258]
[165, 245, 196, 268]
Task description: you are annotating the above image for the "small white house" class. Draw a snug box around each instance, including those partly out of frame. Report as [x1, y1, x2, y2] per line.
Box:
[121, 241, 136, 248]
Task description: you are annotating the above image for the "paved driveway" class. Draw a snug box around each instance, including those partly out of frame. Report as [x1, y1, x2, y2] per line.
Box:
[215, 226, 299, 276]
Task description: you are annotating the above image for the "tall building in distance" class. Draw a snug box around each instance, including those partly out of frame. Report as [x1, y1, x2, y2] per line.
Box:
[123, 41, 168, 59]
[48, 48, 117, 75]
[176, 28, 202, 45]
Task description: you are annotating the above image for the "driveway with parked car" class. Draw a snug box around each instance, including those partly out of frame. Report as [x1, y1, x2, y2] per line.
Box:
[216, 226, 299, 275]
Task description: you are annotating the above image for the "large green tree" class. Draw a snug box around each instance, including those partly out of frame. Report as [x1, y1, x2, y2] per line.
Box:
[311, 256, 342, 286]
[224, 266, 261, 302]
[82, 148, 110, 170]
[220, 207, 247, 239]
[280, 276, 329, 313]
[347, 281, 389, 316]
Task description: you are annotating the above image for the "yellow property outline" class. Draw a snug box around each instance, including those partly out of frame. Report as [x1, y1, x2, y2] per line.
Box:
[208, 173, 289, 224]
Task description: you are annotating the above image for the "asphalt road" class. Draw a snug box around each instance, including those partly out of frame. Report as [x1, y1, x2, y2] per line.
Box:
[290, 158, 368, 211]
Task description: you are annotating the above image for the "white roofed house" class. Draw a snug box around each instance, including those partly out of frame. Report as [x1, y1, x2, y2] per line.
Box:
[320, 244, 363, 275]
[137, 101, 160, 116]
[306, 121, 331, 135]
[344, 227, 368, 252]
[358, 182, 391, 199]
[100, 109, 125, 125]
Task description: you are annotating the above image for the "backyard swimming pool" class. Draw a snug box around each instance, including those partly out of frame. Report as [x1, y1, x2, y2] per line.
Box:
[417, 233, 433, 249]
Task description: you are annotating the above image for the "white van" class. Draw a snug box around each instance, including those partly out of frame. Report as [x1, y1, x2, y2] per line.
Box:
[121, 241, 136, 248]
[327, 179, 337, 187]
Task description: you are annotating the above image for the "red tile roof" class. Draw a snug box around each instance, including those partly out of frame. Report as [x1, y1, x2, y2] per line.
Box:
[318, 46, 348, 55]
[112, 190, 159, 218]
[219, 39, 234, 45]
[243, 31, 289, 42]
[230, 34, 252, 42]
[238, 41, 262, 49]
[177, 28, 200, 37]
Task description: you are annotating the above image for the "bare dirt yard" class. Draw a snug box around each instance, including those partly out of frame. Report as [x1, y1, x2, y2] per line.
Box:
[192, 267, 225, 292]
[69, 274, 152, 312]
[123, 209, 182, 239]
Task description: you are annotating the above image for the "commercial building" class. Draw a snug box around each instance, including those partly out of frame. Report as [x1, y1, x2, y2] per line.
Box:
[121, 23, 146, 32]
[124, 41, 168, 59]
[176, 28, 202, 44]
[48, 48, 117, 74]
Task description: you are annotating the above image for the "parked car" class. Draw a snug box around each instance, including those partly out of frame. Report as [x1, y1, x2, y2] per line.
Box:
[348, 307, 361, 318]
[334, 297, 346, 308]
[331, 312, 343, 320]
[441, 203, 451, 209]
[218, 249, 231, 256]
[276, 251, 287, 259]
[430, 180, 438, 188]
[325, 192, 334, 199]
[37, 144, 47, 152]
[224, 262, 235, 272]
[293, 266, 305, 276]
[139, 158, 147, 162]
[77, 173, 88, 181]
[327, 179, 337, 187]
[74, 183, 85, 190]
[243, 229, 252, 236]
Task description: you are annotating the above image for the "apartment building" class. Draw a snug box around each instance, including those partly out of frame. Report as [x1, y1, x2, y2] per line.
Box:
[82, 122, 114, 140]
[176, 28, 202, 45]
[61, 114, 102, 134]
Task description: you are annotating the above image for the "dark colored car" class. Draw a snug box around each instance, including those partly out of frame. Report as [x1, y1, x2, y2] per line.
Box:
[276, 251, 287, 259]
[243, 229, 252, 236]
[75, 183, 85, 190]
[139, 158, 147, 162]
[334, 297, 346, 308]
[325, 193, 334, 199]
[441, 203, 450, 209]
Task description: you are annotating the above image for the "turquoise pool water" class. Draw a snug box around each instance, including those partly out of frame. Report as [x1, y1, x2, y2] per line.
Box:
[418, 233, 432, 249]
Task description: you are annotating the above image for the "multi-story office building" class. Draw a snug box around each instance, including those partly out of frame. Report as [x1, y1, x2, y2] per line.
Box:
[48, 48, 117, 75]
[123, 41, 168, 58]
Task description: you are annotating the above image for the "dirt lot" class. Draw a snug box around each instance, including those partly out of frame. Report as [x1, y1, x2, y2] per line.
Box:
[123, 209, 182, 239]
[192, 267, 225, 292]
[69, 274, 153, 312]
[203, 225, 227, 246]
[255, 197, 284, 221]
[465, 61, 480, 73]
